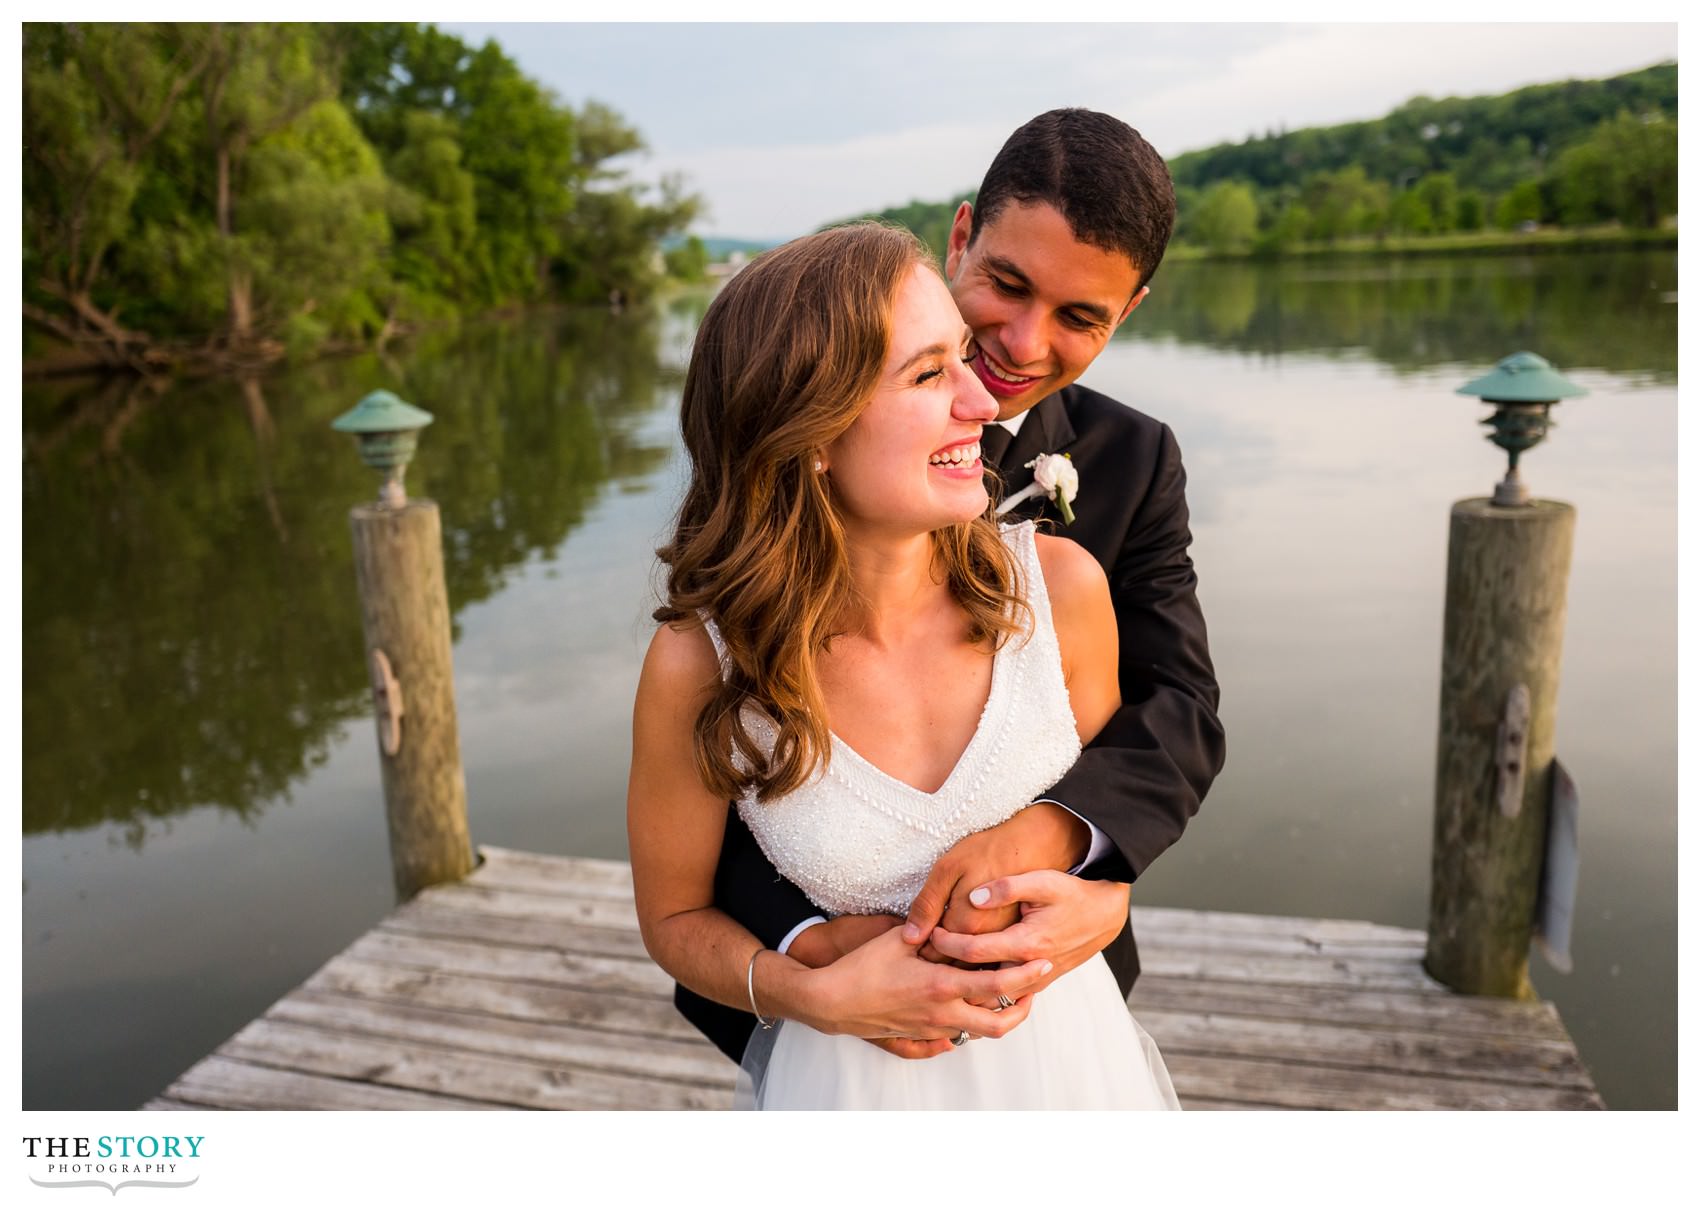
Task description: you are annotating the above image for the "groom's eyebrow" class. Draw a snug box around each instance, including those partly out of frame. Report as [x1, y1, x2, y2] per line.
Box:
[984, 254, 1115, 325]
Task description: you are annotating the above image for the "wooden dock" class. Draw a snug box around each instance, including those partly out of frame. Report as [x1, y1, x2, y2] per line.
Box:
[146, 846, 1604, 1111]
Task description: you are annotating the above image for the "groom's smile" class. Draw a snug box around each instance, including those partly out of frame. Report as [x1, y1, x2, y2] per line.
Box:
[946, 199, 1147, 421]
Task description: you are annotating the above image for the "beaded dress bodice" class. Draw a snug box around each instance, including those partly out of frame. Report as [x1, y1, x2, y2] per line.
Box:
[700, 522, 1080, 917]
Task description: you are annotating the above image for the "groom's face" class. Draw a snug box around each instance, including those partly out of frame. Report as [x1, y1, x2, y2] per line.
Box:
[945, 201, 1146, 421]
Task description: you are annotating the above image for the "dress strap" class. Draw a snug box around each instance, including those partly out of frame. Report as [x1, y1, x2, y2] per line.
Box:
[695, 609, 733, 678]
[999, 520, 1054, 636]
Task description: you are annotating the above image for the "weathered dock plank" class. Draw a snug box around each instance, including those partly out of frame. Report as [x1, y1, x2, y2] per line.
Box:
[147, 845, 1604, 1111]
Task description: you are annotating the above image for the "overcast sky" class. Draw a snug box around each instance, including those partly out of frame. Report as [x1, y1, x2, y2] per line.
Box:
[440, 21, 1676, 241]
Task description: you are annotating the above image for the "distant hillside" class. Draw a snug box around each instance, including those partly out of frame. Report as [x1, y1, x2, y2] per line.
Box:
[1168, 61, 1675, 195]
[829, 61, 1677, 258]
[664, 235, 773, 258]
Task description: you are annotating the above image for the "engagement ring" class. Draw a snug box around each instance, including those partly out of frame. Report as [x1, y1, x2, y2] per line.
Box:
[952, 1030, 971, 1047]
[995, 994, 1015, 1010]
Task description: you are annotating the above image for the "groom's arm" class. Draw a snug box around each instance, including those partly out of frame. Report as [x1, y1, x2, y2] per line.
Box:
[907, 422, 1222, 957]
[1043, 420, 1223, 881]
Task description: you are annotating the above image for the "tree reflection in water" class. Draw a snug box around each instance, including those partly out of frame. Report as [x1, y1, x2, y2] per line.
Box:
[1131, 249, 1676, 381]
[22, 303, 676, 843]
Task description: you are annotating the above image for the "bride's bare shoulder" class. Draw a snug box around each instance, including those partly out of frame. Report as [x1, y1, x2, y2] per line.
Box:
[639, 617, 722, 700]
[1033, 533, 1109, 606]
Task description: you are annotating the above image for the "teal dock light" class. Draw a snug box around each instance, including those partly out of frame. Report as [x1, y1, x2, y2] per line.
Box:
[1456, 352, 1587, 507]
[332, 390, 435, 509]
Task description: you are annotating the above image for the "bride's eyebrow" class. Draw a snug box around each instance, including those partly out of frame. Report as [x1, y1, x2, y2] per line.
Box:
[892, 342, 951, 375]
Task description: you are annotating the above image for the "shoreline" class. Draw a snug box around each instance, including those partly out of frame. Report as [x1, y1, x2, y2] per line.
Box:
[1168, 226, 1676, 264]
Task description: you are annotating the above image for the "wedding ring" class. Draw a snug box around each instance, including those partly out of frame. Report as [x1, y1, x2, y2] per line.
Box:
[995, 994, 1015, 1010]
[952, 1030, 971, 1047]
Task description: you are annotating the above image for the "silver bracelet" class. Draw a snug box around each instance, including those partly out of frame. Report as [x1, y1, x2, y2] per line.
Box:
[746, 948, 778, 1029]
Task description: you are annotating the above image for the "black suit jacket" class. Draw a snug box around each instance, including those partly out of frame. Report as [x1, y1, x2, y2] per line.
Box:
[675, 383, 1225, 1062]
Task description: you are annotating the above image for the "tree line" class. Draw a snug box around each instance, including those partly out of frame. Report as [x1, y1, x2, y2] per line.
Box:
[23, 23, 701, 375]
[849, 62, 1676, 260]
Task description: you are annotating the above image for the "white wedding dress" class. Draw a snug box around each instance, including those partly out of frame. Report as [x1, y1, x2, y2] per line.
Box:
[704, 521, 1181, 1111]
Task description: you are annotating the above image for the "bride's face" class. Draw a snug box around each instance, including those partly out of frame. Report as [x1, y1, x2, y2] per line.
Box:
[825, 264, 999, 540]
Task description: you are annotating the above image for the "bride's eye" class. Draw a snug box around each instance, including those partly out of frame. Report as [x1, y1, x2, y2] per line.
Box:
[915, 366, 945, 386]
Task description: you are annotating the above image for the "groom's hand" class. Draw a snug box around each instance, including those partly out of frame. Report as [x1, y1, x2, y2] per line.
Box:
[924, 869, 1132, 994]
[902, 802, 1089, 953]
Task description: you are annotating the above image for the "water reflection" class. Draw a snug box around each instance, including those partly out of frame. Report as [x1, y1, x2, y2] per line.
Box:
[22, 305, 676, 842]
[1138, 250, 1676, 380]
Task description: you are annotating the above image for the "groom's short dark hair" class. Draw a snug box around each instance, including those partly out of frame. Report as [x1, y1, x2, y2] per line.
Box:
[970, 108, 1175, 291]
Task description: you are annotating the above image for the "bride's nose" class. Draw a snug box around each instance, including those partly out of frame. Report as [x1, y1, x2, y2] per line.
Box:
[950, 362, 998, 423]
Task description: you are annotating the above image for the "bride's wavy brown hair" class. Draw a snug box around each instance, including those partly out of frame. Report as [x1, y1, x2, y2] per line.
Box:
[656, 222, 1029, 802]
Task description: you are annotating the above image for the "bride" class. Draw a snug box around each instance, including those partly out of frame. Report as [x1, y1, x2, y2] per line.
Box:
[628, 221, 1179, 1110]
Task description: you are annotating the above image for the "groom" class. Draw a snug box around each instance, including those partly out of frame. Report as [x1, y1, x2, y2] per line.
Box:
[678, 108, 1224, 1062]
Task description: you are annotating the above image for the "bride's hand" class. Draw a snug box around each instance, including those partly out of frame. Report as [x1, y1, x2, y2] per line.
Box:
[792, 923, 1050, 1045]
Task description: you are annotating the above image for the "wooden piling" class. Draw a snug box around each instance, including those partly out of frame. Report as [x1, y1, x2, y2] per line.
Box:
[350, 500, 473, 899]
[1425, 498, 1574, 998]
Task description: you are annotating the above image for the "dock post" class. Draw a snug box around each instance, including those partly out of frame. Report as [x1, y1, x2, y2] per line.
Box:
[333, 392, 473, 900]
[1424, 500, 1573, 998]
[1424, 354, 1586, 999]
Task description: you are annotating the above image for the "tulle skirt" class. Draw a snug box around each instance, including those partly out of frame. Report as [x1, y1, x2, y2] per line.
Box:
[740, 953, 1181, 1110]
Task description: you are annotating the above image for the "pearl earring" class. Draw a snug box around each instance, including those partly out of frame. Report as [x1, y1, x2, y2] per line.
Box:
[814, 459, 824, 473]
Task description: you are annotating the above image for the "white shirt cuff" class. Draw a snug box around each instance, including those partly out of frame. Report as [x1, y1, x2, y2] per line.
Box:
[777, 916, 827, 956]
[1032, 798, 1113, 874]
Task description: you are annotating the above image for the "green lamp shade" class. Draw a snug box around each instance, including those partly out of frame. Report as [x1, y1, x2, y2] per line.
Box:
[331, 389, 435, 435]
[1456, 352, 1588, 405]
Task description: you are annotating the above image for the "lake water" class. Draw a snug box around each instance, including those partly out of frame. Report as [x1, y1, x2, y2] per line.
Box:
[21, 249, 1677, 1110]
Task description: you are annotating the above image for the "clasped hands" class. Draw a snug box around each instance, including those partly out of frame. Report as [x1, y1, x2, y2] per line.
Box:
[786, 802, 1132, 1059]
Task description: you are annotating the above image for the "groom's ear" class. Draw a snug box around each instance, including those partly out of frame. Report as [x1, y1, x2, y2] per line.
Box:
[944, 202, 975, 280]
[1113, 284, 1149, 330]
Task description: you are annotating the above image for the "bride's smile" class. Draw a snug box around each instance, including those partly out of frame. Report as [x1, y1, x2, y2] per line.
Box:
[823, 264, 999, 542]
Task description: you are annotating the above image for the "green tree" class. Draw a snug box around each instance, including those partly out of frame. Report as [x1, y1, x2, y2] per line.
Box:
[1193, 181, 1259, 253]
[1455, 191, 1486, 232]
[1552, 137, 1614, 226]
[1553, 110, 1677, 229]
[664, 235, 710, 283]
[1495, 180, 1543, 229]
[1300, 167, 1387, 242]
[382, 110, 480, 318]
[1413, 172, 1460, 234]
[197, 24, 342, 347]
[1390, 189, 1434, 235]
[22, 23, 214, 365]
[24, 22, 701, 367]
[1255, 202, 1312, 254]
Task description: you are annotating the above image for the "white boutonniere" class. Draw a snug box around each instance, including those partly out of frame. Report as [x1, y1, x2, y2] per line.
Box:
[995, 452, 1079, 525]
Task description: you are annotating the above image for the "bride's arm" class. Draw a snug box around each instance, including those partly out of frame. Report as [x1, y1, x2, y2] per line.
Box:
[628, 623, 1049, 1040]
[628, 622, 781, 1014]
